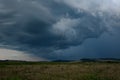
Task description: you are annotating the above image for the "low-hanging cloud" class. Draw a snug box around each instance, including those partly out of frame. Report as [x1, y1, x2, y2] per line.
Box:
[0, 0, 120, 60]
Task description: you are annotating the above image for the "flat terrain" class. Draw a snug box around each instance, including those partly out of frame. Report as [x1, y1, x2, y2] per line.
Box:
[0, 61, 120, 80]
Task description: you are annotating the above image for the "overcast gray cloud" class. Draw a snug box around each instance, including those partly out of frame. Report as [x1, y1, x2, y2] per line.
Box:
[0, 48, 47, 61]
[0, 0, 120, 60]
[55, 0, 120, 15]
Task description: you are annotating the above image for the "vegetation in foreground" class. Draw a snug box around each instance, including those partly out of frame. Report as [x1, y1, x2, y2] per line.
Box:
[0, 61, 120, 80]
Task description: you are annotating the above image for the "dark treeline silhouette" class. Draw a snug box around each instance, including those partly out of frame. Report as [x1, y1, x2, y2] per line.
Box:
[0, 58, 120, 63]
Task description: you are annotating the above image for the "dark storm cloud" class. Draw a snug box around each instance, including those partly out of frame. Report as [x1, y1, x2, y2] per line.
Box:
[0, 0, 120, 60]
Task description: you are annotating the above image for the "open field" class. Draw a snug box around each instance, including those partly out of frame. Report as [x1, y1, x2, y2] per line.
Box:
[0, 61, 120, 80]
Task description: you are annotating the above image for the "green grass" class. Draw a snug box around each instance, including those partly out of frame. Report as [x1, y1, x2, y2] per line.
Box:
[0, 62, 120, 80]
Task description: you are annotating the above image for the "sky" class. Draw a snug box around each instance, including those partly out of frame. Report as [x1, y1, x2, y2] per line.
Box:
[0, 0, 120, 61]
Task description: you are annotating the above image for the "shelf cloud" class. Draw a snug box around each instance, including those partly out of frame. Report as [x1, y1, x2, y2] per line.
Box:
[0, 0, 120, 60]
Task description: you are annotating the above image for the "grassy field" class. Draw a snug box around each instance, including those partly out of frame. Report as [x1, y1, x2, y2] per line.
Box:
[0, 61, 120, 80]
